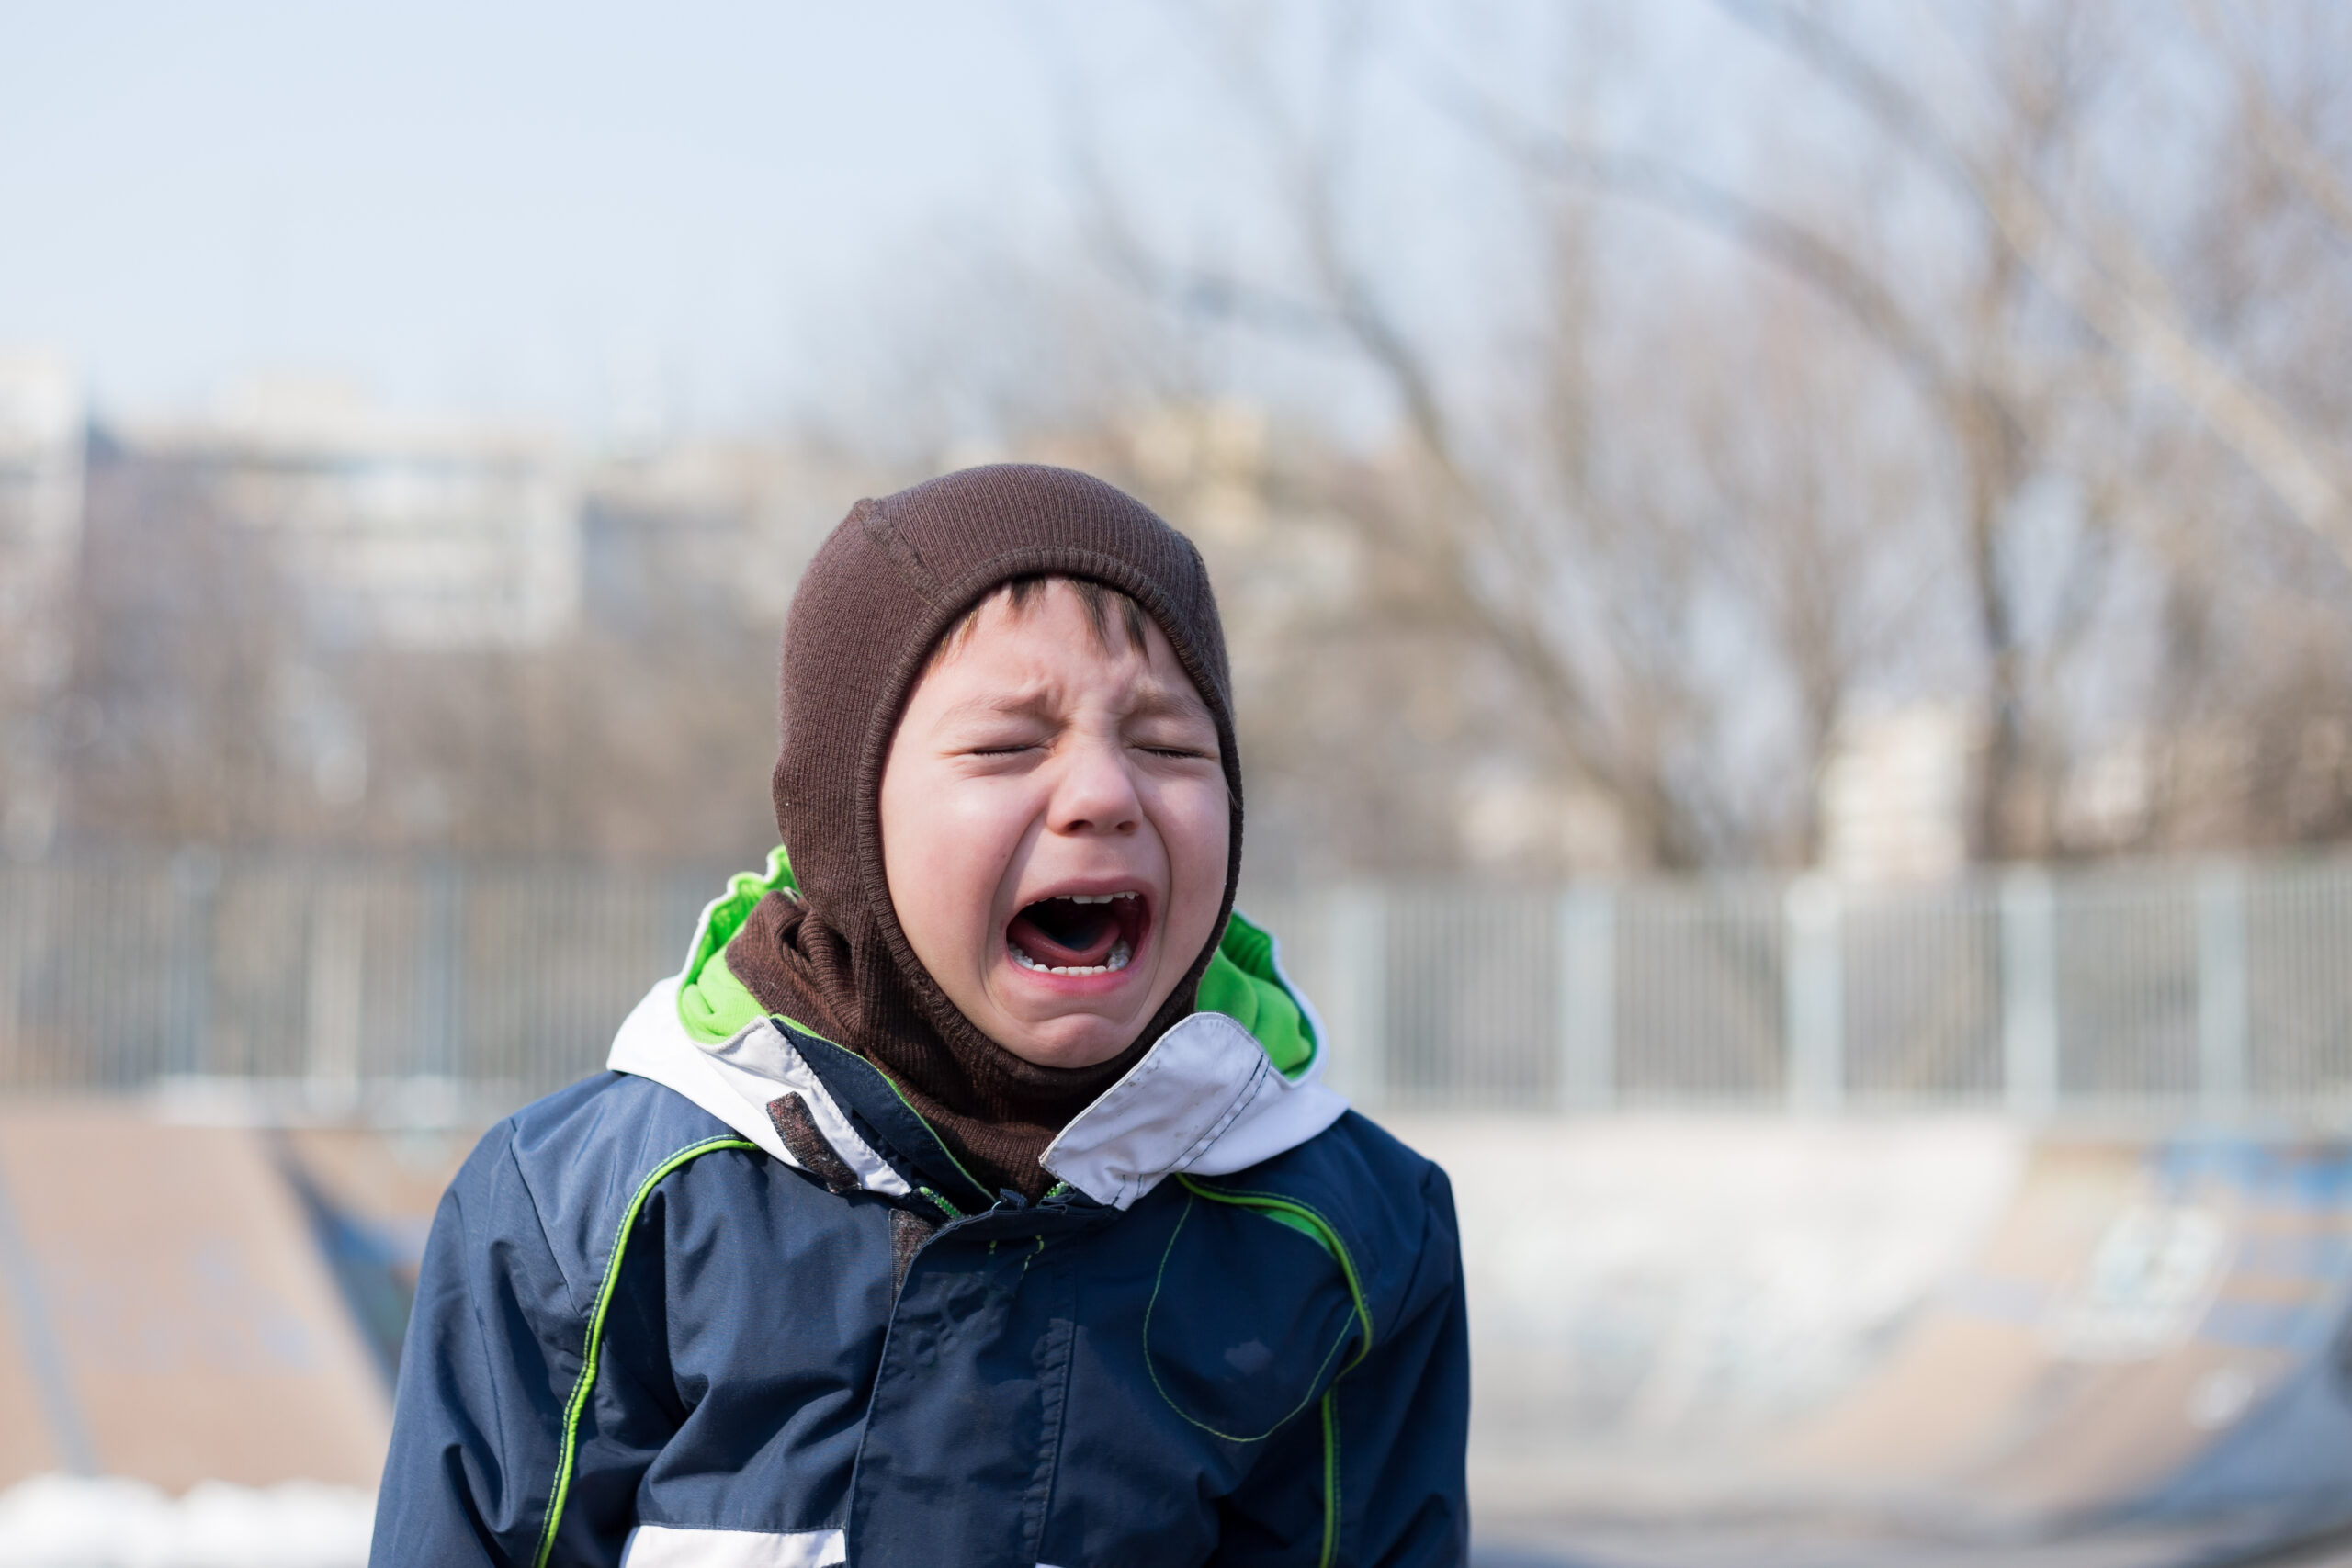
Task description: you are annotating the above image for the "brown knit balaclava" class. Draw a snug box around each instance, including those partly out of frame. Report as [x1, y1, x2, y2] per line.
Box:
[724, 464, 1242, 1200]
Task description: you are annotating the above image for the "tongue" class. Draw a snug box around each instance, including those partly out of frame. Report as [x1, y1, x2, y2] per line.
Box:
[1008, 898, 1119, 967]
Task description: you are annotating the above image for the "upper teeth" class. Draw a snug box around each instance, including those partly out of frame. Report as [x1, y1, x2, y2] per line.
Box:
[1061, 892, 1137, 905]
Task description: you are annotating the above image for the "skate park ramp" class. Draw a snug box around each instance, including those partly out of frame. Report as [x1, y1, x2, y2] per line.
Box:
[0, 1099, 463, 1495]
[1402, 1116, 2352, 1568]
[0, 1096, 2346, 1567]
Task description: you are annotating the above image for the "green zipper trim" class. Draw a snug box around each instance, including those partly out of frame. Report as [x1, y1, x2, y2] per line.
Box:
[1318, 1388, 1341, 1568]
[531, 1136, 758, 1568]
[749, 1011, 992, 1213]
[866, 1059, 994, 1206]
[749, 1007, 993, 1209]
[1175, 1176, 1374, 1373]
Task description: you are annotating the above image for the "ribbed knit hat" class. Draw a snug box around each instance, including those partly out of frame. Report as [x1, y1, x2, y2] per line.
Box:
[726, 464, 1241, 1198]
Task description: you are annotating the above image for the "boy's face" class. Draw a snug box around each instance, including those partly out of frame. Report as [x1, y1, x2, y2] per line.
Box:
[879, 581, 1230, 1071]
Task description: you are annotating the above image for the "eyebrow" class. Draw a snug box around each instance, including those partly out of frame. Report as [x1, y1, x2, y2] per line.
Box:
[933, 682, 1214, 727]
[1122, 686, 1216, 724]
[933, 691, 1052, 725]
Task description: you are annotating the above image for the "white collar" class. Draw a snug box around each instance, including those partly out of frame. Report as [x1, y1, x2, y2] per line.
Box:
[606, 980, 1348, 1210]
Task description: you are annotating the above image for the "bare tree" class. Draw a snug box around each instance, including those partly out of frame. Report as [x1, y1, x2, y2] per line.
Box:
[1057, 4, 1963, 872]
[1053, 0, 2352, 873]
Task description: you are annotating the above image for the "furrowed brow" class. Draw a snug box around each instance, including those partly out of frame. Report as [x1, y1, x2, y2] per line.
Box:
[1125, 682, 1216, 726]
[934, 690, 1057, 726]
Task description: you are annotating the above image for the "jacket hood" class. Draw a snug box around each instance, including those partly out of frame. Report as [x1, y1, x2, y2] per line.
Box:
[607, 850, 1349, 1210]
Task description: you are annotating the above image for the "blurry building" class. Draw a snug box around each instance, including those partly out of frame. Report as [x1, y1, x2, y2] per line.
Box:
[49, 376, 882, 859]
[1818, 703, 1976, 883]
[122, 379, 579, 650]
[581, 438, 865, 633]
[0, 353, 87, 856]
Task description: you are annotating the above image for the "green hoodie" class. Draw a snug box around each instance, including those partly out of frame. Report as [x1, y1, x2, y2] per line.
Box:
[674, 846, 1318, 1079]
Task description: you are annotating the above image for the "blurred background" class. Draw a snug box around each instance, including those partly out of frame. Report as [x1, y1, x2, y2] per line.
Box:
[4, 1, 2352, 1563]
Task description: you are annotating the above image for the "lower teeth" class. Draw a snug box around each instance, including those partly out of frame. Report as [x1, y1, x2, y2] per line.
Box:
[1012, 938, 1133, 976]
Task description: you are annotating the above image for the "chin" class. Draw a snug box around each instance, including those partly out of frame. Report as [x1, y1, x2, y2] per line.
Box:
[996, 1018, 1136, 1072]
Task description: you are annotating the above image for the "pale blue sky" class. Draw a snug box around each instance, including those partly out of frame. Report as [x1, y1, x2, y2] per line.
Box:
[0, 1, 1140, 432]
[1, 3, 1803, 441]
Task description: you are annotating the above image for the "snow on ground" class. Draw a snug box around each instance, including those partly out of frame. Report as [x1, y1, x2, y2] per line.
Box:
[0, 1476, 373, 1568]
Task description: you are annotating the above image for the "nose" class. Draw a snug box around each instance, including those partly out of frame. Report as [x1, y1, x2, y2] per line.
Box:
[1049, 731, 1142, 837]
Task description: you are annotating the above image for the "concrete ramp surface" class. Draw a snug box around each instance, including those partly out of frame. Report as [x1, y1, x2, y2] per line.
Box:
[1409, 1118, 2352, 1568]
[0, 1103, 444, 1492]
[1784, 1139, 2352, 1541]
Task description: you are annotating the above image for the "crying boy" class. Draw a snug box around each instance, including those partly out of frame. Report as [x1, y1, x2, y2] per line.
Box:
[374, 465, 1470, 1568]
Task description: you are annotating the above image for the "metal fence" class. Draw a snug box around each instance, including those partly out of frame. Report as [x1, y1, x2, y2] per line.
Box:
[2, 847, 2349, 1121]
[1258, 858, 2352, 1119]
[0, 849, 718, 1114]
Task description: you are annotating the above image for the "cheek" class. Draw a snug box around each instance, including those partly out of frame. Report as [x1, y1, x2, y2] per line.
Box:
[1153, 775, 1233, 926]
[881, 762, 1032, 956]
[880, 762, 971, 958]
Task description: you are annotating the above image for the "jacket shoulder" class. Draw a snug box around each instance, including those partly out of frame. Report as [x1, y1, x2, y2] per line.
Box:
[454, 1071, 763, 1296]
[1241, 1107, 1452, 1213]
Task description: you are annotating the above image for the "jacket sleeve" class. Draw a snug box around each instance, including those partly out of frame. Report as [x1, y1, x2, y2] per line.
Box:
[370, 1123, 582, 1567]
[1213, 1162, 1473, 1567]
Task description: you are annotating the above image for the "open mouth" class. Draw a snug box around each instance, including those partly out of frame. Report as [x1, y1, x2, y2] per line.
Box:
[1005, 892, 1148, 976]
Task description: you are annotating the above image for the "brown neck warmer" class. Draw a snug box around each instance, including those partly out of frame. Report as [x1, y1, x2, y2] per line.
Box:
[723, 465, 1242, 1201]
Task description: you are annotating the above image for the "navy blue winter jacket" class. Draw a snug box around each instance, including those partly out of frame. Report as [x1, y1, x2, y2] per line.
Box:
[372, 907, 1469, 1567]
